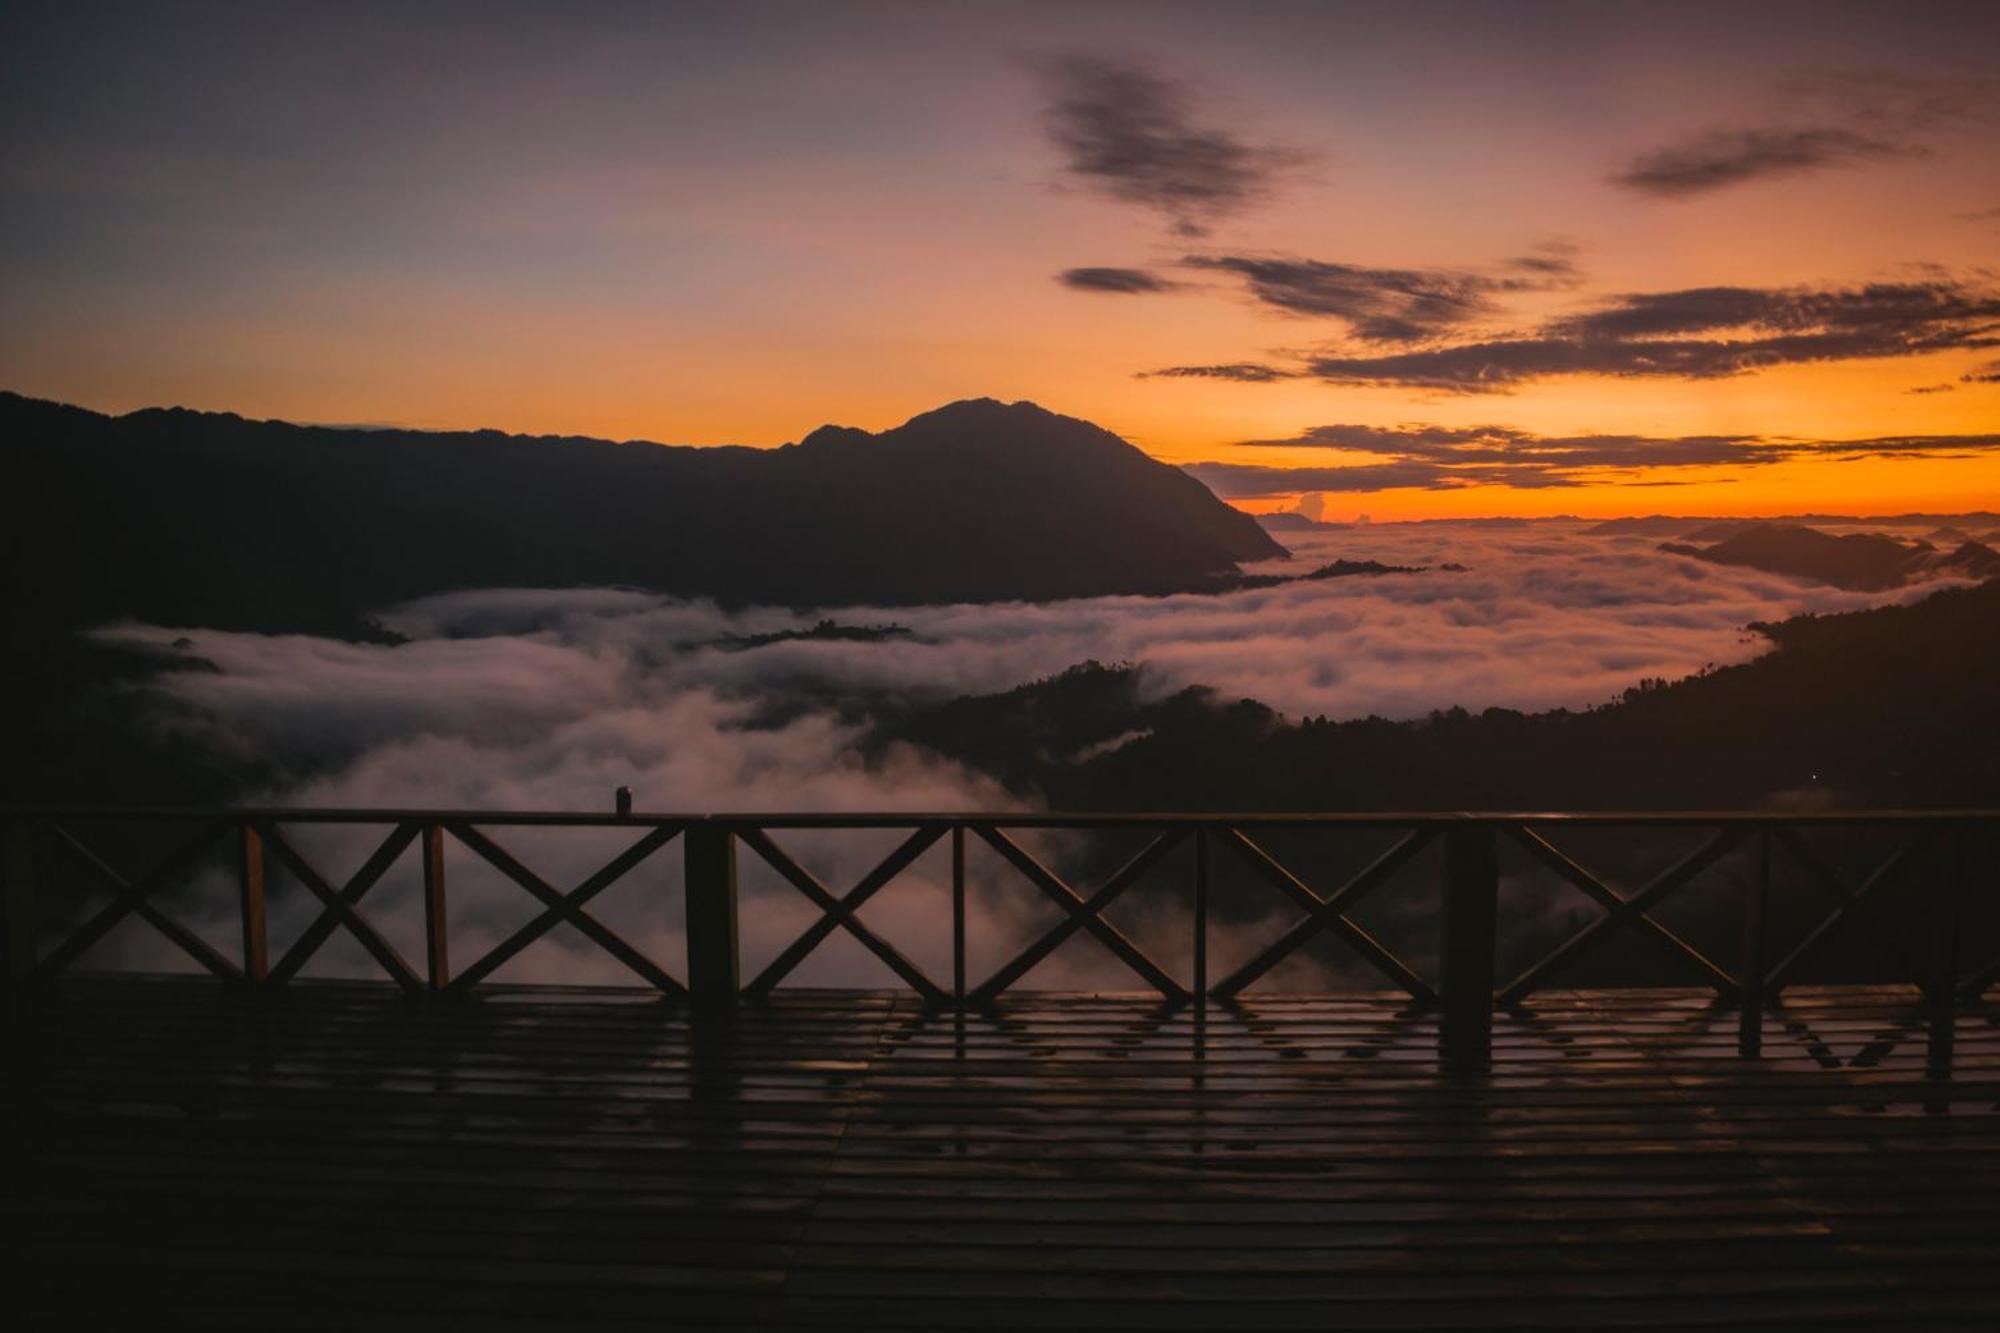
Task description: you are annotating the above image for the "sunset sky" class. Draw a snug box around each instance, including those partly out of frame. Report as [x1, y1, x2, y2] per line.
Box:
[4, 0, 1998, 518]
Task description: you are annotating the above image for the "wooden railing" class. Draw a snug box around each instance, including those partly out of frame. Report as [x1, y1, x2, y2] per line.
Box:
[4, 809, 1996, 1069]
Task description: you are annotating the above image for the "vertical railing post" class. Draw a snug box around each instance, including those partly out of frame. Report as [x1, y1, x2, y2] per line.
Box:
[4, 819, 35, 982]
[684, 820, 739, 1025]
[1193, 824, 1210, 1066]
[1927, 826, 1960, 1089]
[1738, 828, 1771, 1057]
[951, 824, 966, 1013]
[1193, 825, 1209, 1008]
[421, 824, 449, 991]
[1438, 824, 1498, 1071]
[238, 822, 268, 984]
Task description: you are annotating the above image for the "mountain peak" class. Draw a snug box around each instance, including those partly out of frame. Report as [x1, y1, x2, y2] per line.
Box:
[796, 398, 1090, 452]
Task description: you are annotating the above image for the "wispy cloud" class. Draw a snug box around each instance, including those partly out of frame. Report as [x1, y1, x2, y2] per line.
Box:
[1613, 69, 1997, 198]
[1181, 256, 1502, 342]
[1190, 459, 1575, 494]
[1036, 54, 1306, 236]
[1149, 276, 2000, 393]
[1615, 127, 1906, 197]
[1139, 362, 1300, 383]
[1185, 422, 2000, 493]
[1176, 244, 1582, 342]
[1055, 266, 1182, 294]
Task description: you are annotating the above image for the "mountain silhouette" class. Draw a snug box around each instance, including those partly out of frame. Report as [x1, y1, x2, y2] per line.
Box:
[2, 391, 1282, 637]
[1661, 523, 2000, 591]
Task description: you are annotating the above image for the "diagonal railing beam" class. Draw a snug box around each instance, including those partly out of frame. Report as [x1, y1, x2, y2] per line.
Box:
[1499, 826, 1741, 1006]
[1764, 834, 1925, 995]
[258, 822, 422, 991]
[970, 825, 1189, 1004]
[1211, 826, 1436, 1001]
[1956, 823, 2000, 1000]
[34, 819, 235, 981]
[1961, 953, 2000, 1002]
[267, 823, 421, 984]
[740, 825, 946, 1001]
[445, 822, 683, 993]
[45, 820, 241, 981]
[449, 822, 685, 993]
[1770, 827, 1929, 993]
[1509, 826, 1738, 997]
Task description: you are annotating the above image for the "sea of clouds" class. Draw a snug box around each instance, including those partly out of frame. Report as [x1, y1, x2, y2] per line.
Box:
[84, 520, 1961, 989]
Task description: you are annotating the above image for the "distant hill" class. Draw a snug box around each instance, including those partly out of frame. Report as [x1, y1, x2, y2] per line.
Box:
[1589, 511, 2000, 538]
[874, 578, 2000, 811]
[1, 391, 1283, 637]
[1255, 512, 1345, 533]
[1661, 524, 2000, 591]
[1207, 557, 1435, 594]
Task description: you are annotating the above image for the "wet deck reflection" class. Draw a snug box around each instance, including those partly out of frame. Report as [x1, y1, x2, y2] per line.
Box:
[7, 978, 1999, 1327]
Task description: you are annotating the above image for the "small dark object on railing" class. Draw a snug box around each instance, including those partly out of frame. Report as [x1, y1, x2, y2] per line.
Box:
[614, 786, 632, 817]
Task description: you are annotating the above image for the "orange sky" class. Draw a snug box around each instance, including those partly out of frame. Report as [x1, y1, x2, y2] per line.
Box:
[3, 3, 1997, 520]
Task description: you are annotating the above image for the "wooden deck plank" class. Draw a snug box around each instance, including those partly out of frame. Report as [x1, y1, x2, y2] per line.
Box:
[5, 977, 1998, 1329]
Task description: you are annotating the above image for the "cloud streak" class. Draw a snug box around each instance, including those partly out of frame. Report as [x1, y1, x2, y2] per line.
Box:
[1181, 256, 1504, 342]
[1055, 266, 1181, 294]
[1172, 246, 1582, 342]
[1139, 362, 1299, 383]
[1148, 276, 2000, 392]
[1036, 54, 1304, 236]
[1614, 127, 1906, 197]
[1192, 422, 2000, 493]
[1613, 69, 1997, 197]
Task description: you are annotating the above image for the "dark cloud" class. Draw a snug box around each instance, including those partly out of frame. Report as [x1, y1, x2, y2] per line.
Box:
[1907, 383, 1957, 395]
[1180, 245, 1582, 343]
[1187, 460, 1582, 494]
[1238, 424, 1758, 469]
[1965, 360, 2000, 384]
[1036, 55, 1304, 236]
[1182, 256, 1501, 342]
[1138, 362, 1299, 382]
[1198, 422, 2000, 493]
[1614, 70, 1999, 198]
[1275, 279, 2000, 392]
[1614, 127, 1906, 197]
[1503, 240, 1586, 284]
[1549, 281, 2000, 341]
[1056, 266, 1181, 294]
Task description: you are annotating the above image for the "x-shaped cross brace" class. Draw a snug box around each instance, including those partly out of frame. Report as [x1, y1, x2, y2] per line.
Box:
[1764, 827, 1928, 997]
[1499, 826, 1740, 1005]
[446, 822, 686, 994]
[1209, 827, 1436, 1001]
[1509, 826, 1737, 996]
[969, 825, 1189, 1005]
[37, 820, 237, 981]
[258, 820, 423, 990]
[741, 825, 946, 1001]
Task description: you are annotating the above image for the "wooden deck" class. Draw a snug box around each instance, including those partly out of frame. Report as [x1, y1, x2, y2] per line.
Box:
[7, 978, 2000, 1329]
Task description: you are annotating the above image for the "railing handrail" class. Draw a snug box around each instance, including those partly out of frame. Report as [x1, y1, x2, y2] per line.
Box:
[6, 806, 1995, 1075]
[6, 806, 2000, 826]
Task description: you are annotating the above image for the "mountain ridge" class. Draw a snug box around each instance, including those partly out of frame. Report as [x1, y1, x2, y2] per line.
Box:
[2, 389, 1283, 636]
[874, 577, 2000, 812]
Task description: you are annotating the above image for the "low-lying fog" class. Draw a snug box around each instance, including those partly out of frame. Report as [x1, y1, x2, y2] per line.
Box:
[84, 519, 1972, 989]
